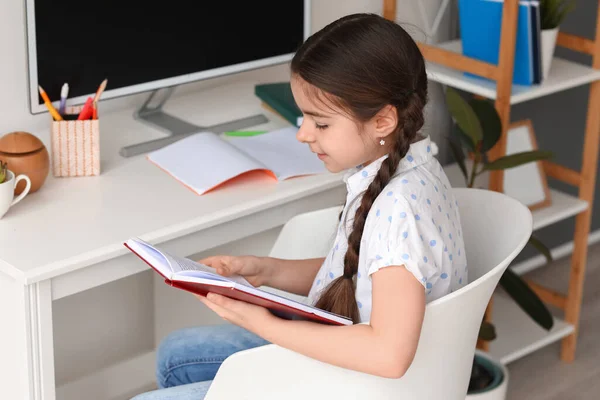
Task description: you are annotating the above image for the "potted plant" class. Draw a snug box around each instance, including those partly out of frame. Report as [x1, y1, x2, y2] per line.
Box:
[0, 161, 7, 184]
[445, 87, 555, 399]
[540, 0, 576, 79]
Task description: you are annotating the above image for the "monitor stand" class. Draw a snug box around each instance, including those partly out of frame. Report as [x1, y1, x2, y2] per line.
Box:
[119, 87, 269, 157]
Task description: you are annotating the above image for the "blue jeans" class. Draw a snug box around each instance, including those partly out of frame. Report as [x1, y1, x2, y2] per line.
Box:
[130, 324, 269, 400]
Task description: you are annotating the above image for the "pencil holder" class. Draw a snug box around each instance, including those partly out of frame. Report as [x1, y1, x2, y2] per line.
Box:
[51, 105, 100, 177]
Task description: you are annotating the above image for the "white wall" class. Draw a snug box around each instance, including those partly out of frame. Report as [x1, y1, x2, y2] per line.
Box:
[0, 0, 454, 396]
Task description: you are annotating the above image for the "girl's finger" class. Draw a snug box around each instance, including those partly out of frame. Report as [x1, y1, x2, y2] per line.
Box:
[198, 256, 218, 266]
[195, 294, 207, 303]
[207, 292, 248, 313]
[203, 297, 238, 323]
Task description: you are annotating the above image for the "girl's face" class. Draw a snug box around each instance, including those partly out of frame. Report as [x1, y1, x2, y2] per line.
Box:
[291, 76, 396, 173]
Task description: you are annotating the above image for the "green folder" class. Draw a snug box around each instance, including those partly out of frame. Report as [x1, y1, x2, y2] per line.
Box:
[254, 82, 303, 127]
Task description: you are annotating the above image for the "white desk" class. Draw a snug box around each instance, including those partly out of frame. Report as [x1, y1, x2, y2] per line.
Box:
[0, 81, 346, 400]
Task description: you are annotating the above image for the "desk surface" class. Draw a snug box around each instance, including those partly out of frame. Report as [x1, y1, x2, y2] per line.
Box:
[0, 81, 345, 284]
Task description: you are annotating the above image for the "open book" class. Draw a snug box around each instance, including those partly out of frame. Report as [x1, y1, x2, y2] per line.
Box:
[146, 126, 328, 195]
[124, 237, 352, 326]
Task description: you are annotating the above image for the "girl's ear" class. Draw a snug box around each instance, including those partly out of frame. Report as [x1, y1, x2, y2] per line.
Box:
[373, 105, 398, 140]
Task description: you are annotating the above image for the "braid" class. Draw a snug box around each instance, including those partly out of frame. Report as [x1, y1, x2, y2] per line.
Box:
[315, 93, 425, 323]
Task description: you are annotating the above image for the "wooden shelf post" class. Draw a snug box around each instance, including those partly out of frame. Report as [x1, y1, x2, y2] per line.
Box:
[560, 0, 600, 362]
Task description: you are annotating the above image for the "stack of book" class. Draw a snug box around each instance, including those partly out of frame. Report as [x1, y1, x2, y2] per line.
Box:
[254, 82, 303, 127]
[458, 0, 542, 86]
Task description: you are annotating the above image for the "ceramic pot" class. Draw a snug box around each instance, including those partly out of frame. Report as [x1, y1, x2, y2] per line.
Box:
[466, 351, 508, 400]
[541, 27, 559, 80]
[0, 131, 49, 195]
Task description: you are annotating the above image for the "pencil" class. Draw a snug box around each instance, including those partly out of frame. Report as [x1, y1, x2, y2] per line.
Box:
[38, 85, 63, 121]
[93, 79, 107, 103]
[92, 100, 98, 119]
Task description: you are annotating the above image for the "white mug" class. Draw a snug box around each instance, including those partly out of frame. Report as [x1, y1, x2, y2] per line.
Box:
[0, 170, 31, 219]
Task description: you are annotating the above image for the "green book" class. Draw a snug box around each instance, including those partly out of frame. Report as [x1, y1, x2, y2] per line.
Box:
[254, 82, 303, 127]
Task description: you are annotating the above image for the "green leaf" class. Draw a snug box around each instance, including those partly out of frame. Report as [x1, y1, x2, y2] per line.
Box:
[484, 150, 553, 170]
[528, 235, 553, 263]
[0, 161, 6, 184]
[445, 88, 483, 145]
[500, 268, 554, 331]
[479, 321, 497, 341]
[447, 137, 468, 182]
[452, 124, 476, 152]
[470, 99, 502, 153]
[555, 1, 575, 27]
[540, 0, 575, 29]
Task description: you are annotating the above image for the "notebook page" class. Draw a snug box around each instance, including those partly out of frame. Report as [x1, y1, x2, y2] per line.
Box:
[225, 127, 328, 180]
[147, 132, 269, 195]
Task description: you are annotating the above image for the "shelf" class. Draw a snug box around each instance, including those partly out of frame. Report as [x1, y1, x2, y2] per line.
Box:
[426, 40, 600, 105]
[488, 290, 575, 364]
[443, 162, 589, 231]
[530, 190, 589, 230]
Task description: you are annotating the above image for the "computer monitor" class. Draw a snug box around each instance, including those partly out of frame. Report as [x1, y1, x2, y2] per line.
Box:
[25, 0, 310, 156]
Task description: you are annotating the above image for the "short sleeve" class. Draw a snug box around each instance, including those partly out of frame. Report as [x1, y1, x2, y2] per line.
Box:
[365, 195, 440, 288]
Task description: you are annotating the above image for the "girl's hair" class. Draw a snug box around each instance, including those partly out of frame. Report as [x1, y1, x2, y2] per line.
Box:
[290, 13, 428, 323]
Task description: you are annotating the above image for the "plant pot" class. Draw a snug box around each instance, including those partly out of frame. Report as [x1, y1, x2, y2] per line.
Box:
[466, 351, 508, 400]
[541, 27, 559, 80]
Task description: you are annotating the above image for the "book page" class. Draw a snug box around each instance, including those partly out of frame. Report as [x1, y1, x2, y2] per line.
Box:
[162, 252, 253, 287]
[147, 132, 271, 195]
[225, 127, 328, 180]
[126, 238, 173, 279]
[173, 274, 352, 325]
[128, 237, 252, 287]
[233, 283, 352, 325]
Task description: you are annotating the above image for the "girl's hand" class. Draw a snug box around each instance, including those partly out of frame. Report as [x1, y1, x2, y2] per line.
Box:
[195, 292, 276, 335]
[198, 255, 271, 287]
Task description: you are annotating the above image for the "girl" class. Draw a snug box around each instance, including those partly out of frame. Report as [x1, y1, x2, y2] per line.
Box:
[132, 12, 466, 400]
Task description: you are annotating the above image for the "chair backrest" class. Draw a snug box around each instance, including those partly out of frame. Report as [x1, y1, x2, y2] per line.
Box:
[259, 205, 342, 304]
[268, 205, 342, 260]
[207, 188, 532, 400]
[395, 188, 532, 399]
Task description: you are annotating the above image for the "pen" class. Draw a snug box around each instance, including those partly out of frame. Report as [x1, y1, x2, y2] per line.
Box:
[38, 85, 63, 121]
[59, 83, 69, 115]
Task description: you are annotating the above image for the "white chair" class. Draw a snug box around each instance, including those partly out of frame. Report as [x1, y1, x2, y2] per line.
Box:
[205, 188, 533, 400]
[256, 205, 342, 304]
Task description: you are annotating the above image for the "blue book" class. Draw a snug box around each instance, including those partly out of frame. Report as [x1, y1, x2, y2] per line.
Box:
[530, 1, 542, 83]
[458, 0, 535, 86]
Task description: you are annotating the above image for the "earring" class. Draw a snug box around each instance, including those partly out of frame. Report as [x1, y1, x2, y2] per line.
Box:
[380, 139, 385, 146]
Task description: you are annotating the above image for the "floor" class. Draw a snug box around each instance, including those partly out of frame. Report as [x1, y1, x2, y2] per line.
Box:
[506, 241, 600, 399]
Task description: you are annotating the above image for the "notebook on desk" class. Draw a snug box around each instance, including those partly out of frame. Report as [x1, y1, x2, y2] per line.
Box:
[146, 126, 328, 195]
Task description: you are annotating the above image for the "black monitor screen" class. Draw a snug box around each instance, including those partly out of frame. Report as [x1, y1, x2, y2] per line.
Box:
[30, 0, 306, 106]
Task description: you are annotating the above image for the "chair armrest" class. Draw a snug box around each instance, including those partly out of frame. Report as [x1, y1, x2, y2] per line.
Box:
[205, 343, 403, 399]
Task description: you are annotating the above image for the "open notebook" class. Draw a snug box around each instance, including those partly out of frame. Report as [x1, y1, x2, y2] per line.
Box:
[146, 126, 328, 195]
[124, 237, 352, 326]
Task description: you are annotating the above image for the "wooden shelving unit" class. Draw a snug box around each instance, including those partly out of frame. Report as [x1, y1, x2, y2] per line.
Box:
[384, 0, 600, 364]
